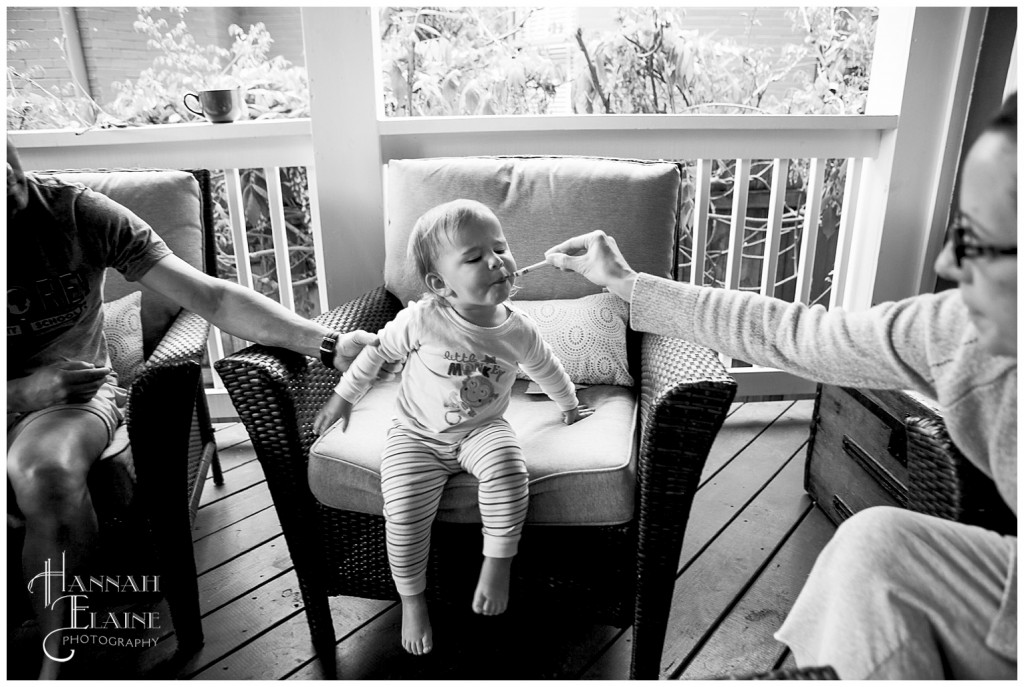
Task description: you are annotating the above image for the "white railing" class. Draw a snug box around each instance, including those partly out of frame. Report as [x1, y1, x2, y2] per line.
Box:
[12, 113, 898, 412]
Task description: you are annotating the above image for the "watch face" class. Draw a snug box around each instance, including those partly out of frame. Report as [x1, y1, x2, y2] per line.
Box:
[320, 332, 340, 367]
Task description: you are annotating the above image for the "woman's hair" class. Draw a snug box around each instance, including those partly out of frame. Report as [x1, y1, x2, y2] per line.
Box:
[407, 198, 497, 285]
[987, 91, 1017, 142]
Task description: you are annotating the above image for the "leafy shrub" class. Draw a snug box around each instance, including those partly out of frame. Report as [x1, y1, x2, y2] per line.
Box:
[380, 7, 564, 116]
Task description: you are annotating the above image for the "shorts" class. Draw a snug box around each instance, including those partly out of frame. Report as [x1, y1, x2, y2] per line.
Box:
[6, 382, 127, 448]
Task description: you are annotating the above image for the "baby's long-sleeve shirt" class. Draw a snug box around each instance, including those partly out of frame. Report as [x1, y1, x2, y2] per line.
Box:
[335, 298, 578, 436]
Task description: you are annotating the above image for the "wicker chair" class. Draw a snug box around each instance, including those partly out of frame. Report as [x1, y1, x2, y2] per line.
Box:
[8, 168, 222, 652]
[215, 156, 737, 679]
[905, 414, 1016, 534]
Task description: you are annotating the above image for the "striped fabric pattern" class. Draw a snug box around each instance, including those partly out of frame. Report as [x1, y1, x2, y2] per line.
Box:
[380, 419, 529, 596]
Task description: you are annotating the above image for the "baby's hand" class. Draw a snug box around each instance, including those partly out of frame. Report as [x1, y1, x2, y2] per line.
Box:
[313, 393, 354, 435]
[562, 402, 594, 426]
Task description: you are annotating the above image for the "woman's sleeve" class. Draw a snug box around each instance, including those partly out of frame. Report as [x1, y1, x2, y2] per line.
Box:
[629, 272, 959, 397]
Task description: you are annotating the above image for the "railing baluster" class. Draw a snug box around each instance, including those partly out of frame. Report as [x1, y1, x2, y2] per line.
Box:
[795, 158, 826, 305]
[305, 164, 329, 314]
[829, 157, 865, 310]
[724, 158, 751, 292]
[760, 158, 789, 298]
[224, 169, 254, 291]
[265, 166, 296, 313]
[720, 158, 751, 367]
[206, 326, 226, 390]
[690, 159, 712, 286]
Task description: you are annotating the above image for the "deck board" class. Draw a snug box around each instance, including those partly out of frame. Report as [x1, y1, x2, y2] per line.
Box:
[7, 400, 836, 680]
[679, 506, 835, 679]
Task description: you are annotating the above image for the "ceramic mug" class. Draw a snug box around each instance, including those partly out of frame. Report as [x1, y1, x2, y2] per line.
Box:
[183, 88, 246, 123]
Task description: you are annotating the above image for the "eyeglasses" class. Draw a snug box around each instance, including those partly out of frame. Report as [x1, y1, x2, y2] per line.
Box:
[948, 212, 1017, 268]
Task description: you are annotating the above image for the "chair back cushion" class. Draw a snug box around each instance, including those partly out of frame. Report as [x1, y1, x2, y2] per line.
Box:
[384, 156, 681, 304]
[309, 380, 638, 525]
[53, 170, 206, 355]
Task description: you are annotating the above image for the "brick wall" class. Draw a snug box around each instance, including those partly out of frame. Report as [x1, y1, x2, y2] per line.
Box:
[7, 7, 75, 95]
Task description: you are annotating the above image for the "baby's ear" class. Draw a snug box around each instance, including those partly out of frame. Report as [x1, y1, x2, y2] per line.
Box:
[425, 272, 451, 297]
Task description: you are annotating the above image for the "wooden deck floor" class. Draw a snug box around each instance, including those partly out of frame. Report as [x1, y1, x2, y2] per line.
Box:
[8, 399, 836, 680]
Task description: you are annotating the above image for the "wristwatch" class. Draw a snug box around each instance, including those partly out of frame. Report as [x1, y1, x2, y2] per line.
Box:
[319, 331, 341, 368]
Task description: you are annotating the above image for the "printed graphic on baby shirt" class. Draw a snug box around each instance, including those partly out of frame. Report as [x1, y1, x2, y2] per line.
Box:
[441, 352, 508, 425]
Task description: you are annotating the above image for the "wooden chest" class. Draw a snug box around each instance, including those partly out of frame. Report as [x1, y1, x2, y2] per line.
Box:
[805, 385, 1015, 533]
[805, 385, 934, 525]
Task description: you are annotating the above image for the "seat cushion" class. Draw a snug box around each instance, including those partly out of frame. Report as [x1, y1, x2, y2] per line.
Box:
[384, 156, 681, 305]
[309, 379, 638, 525]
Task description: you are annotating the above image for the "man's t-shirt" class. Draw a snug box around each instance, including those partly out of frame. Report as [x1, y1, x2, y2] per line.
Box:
[7, 173, 172, 382]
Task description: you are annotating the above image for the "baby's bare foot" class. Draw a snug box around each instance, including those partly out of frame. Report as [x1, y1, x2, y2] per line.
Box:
[400, 593, 433, 655]
[472, 556, 512, 616]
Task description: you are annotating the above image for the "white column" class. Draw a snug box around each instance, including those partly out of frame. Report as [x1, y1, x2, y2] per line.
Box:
[842, 7, 983, 310]
[301, 7, 386, 310]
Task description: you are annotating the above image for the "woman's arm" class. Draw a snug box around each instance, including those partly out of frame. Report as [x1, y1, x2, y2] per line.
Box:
[545, 230, 961, 397]
[629, 273, 948, 394]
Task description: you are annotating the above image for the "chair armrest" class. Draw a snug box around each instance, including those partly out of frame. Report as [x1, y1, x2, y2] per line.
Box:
[213, 286, 402, 576]
[129, 307, 208, 432]
[630, 333, 737, 671]
[636, 333, 737, 509]
[214, 286, 402, 456]
[146, 309, 210, 367]
[127, 359, 203, 515]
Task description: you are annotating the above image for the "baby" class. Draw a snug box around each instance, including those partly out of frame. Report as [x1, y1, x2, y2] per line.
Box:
[313, 199, 592, 655]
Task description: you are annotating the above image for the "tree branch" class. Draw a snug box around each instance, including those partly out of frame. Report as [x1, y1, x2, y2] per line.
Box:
[575, 28, 611, 113]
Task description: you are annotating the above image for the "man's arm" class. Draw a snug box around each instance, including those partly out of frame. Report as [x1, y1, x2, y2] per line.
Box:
[137, 254, 380, 371]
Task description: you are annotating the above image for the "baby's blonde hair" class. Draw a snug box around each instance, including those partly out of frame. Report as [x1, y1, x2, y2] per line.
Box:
[407, 198, 499, 286]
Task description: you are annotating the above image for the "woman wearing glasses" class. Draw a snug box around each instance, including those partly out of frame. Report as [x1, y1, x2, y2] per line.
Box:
[542, 93, 1017, 679]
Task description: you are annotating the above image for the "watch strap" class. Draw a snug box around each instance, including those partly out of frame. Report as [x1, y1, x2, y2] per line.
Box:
[319, 331, 341, 368]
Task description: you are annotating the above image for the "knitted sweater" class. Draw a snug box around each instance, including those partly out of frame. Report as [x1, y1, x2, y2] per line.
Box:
[629, 273, 1017, 656]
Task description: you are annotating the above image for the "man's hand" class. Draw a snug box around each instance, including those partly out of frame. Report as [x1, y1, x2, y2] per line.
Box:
[313, 393, 354, 435]
[8, 361, 111, 412]
[544, 231, 639, 301]
[562, 402, 595, 426]
[333, 330, 403, 381]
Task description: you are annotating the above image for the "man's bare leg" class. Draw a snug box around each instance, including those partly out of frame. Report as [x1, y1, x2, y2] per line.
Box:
[8, 411, 108, 680]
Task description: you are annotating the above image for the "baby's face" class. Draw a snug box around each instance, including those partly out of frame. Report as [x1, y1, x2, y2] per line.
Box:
[432, 215, 517, 309]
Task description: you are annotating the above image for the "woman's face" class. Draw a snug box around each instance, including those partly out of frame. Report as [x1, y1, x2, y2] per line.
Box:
[935, 131, 1017, 357]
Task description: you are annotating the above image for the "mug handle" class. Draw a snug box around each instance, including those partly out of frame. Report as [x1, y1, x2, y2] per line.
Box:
[183, 93, 203, 116]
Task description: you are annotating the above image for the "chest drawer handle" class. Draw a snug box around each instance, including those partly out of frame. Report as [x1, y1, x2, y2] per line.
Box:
[841, 435, 909, 507]
[842, 387, 908, 466]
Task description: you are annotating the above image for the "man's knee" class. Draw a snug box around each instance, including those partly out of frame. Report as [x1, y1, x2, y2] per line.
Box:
[8, 443, 92, 517]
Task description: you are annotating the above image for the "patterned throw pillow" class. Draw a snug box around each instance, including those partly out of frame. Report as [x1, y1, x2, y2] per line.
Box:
[512, 293, 634, 387]
[103, 291, 145, 388]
